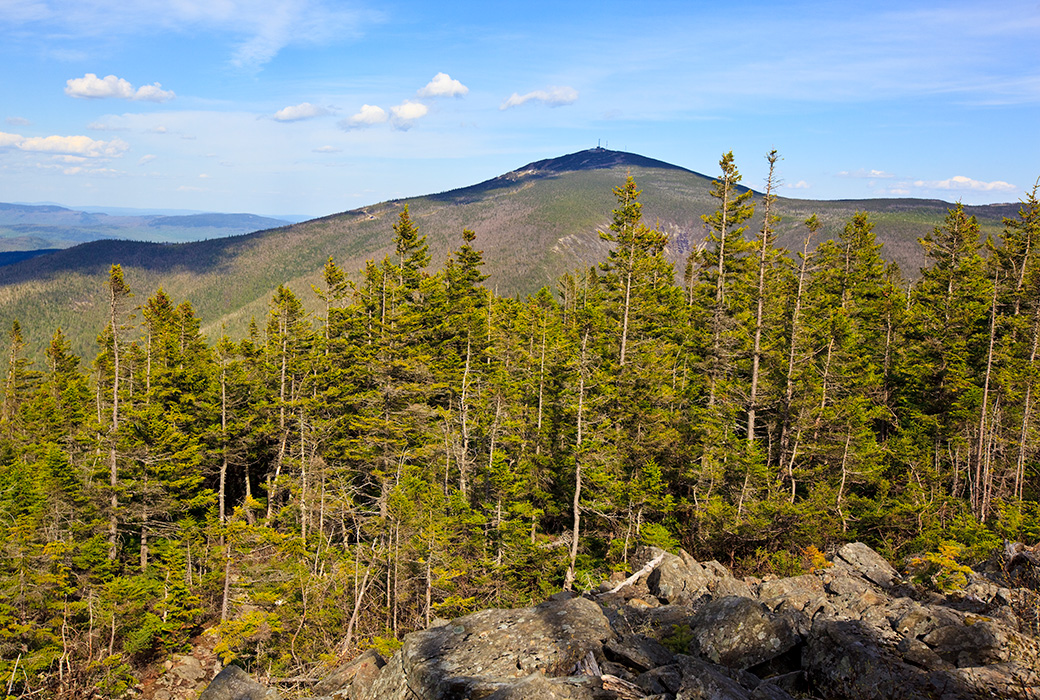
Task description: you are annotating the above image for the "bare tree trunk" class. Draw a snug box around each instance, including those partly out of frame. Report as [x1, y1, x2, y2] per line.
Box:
[837, 429, 852, 532]
[267, 331, 290, 522]
[747, 150, 779, 444]
[219, 361, 228, 526]
[300, 408, 307, 541]
[620, 249, 634, 367]
[221, 549, 231, 622]
[780, 217, 818, 474]
[459, 335, 472, 496]
[974, 271, 999, 519]
[1016, 302, 1040, 500]
[564, 329, 590, 591]
[108, 293, 122, 561]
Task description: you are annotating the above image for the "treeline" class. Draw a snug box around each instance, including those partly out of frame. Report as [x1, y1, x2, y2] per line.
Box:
[1, 151, 1038, 698]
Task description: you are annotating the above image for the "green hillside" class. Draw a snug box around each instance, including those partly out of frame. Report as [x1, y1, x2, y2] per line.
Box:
[0, 148, 1020, 359]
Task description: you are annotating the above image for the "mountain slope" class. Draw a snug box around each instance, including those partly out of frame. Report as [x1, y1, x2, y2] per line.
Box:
[0, 148, 1020, 359]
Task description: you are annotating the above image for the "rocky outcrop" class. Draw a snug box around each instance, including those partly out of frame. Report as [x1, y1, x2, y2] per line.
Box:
[203, 542, 1040, 700]
[198, 665, 282, 700]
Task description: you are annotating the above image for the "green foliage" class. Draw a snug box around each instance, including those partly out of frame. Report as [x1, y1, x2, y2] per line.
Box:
[909, 542, 974, 592]
[365, 634, 403, 658]
[213, 610, 284, 665]
[661, 624, 694, 655]
[0, 164, 1038, 695]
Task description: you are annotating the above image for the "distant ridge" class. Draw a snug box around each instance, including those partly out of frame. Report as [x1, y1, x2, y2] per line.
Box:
[0, 203, 292, 252]
[0, 249, 59, 267]
[0, 147, 1023, 360]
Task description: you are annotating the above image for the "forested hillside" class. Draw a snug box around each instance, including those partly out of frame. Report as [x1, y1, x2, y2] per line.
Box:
[1, 151, 1038, 699]
[0, 148, 1016, 363]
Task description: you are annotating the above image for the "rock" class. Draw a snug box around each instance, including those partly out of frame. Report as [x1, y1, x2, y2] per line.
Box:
[604, 635, 676, 672]
[921, 620, 1009, 667]
[951, 662, 1040, 700]
[311, 648, 385, 695]
[756, 574, 824, 613]
[324, 542, 1040, 700]
[642, 547, 712, 606]
[686, 596, 800, 671]
[897, 633, 952, 670]
[834, 542, 900, 588]
[803, 618, 958, 700]
[634, 664, 682, 695]
[358, 596, 614, 700]
[749, 681, 798, 700]
[711, 577, 754, 599]
[198, 665, 281, 700]
[479, 671, 618, 700]
[673, 654, 753, 700]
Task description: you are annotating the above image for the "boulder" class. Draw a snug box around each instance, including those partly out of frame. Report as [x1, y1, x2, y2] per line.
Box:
[358, 596, 614, 700]
[686, 596, 800, 671]
[198, 665, 281, 700]
[311, 648, 385, 696]
[640, 547, 712, 606]
[833, 542, 900, 588]
[604, 635, 676, 673]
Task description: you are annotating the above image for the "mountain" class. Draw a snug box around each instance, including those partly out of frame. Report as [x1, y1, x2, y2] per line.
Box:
[0, 147, 1021, 359]
[0, 202, 292, 253]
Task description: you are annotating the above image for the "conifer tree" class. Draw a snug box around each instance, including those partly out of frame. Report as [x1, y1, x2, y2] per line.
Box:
[103, 264, 133, 561]
[699, 151, 755, 407]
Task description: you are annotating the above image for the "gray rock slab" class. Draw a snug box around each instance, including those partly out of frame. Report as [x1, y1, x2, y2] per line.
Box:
[198, 665, 281, 700]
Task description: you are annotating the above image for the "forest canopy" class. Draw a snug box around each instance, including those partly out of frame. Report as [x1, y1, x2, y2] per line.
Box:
[1, 153, 1039, 698]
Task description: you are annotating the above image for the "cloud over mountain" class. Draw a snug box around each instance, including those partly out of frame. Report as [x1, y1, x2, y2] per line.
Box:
[914, 175, 1017, 192]
[500, 86, 578, 110]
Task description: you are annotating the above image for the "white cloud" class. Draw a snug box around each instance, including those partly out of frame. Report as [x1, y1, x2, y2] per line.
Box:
[273, 102, 328, 121]
[313, 145, 341, 153]
[913, 175, 1017, 192]
[500, 86, 578, 110]
[418, 72, 468, 98]
[785, 180, 811, 190]
[6, 117, 31, 126]
[0, 130, 129, 157]
[138, 154, 157, 165]
[65, 73, 175, 102]
[343, 104, 388, 128]
[837, 169, 895, 179]
[389, 100, 430, 131]
[391, 100, 428, 121]
[133, 83, 176, 102]
[62, 166, 121, 176]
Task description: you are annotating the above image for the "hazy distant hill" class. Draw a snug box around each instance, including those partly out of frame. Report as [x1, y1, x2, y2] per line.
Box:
[0, 203, 291, 253]
[0, 148, 1023, 359]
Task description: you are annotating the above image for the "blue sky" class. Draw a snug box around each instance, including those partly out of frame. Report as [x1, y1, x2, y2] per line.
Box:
[1, 0, 1037, 218]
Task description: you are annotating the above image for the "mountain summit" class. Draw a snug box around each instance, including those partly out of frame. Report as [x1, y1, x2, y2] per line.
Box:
[0, 148, 1016, 358]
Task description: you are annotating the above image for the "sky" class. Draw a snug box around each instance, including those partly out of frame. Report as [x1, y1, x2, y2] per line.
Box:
[1, 0, 1038, 219]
